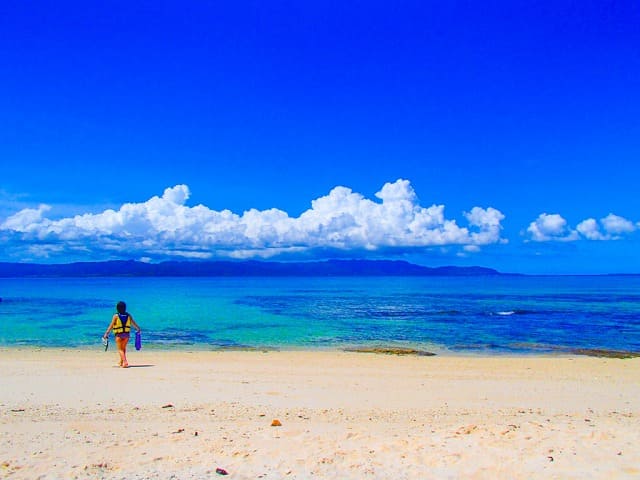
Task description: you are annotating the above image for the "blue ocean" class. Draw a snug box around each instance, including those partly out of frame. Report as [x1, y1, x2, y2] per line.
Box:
[0, 275, 639, 355]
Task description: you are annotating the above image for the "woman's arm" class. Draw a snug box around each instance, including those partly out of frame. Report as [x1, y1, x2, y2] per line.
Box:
[130, 316, 141, 333]
[103, 315, 116, 339]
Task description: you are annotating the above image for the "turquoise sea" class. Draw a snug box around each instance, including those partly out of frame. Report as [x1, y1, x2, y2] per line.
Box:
[0, 275, 639, 355]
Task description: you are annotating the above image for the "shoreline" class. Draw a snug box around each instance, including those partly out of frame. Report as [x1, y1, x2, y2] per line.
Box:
[1, 349, 639, 478]
[2, 342, 639, 359]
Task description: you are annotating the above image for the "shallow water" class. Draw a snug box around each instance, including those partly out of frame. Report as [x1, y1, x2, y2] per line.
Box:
[0, 275, 639, 354]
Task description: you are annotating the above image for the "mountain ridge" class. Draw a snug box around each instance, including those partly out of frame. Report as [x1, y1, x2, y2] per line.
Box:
[0, 259, 504, 277]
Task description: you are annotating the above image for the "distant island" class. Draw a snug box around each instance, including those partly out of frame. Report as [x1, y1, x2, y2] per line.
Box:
[0, 259, 503, 277]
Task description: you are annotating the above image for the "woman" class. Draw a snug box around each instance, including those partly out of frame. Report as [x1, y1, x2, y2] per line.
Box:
[103, 301, 141, 368]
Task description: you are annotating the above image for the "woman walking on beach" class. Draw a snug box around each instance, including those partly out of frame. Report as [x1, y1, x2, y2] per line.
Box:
[103, 301, 141, 368]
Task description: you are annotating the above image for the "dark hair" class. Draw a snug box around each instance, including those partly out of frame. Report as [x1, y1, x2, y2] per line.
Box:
[116, 301, 127, 314]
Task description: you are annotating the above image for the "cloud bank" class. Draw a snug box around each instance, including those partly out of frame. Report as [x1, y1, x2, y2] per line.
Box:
[0, 180, 506, 261]
[527, 213, 637, 242]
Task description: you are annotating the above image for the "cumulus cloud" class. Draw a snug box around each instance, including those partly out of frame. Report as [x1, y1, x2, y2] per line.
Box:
[0, 180, 506, 261]
[1, 204, 51, 231]
[464, 207, 507, 245]
[528, 212, 637, 242]
[576, 213, 637, 241]
[576, 218, 606, 240]
[527, 213, 578, 242]
[601, 213, 636, 235]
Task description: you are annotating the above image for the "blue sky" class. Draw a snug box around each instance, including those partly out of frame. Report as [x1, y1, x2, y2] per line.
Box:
[1, 1, 639, 274]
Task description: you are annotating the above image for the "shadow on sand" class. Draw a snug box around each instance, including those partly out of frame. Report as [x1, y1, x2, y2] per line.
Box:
[112, 364, 155, 368]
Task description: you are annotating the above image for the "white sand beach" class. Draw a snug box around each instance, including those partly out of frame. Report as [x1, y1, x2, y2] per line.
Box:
[1, 349, 639, 479]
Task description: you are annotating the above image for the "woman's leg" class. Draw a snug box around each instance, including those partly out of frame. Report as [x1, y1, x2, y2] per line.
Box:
[115, 335, 130, 367]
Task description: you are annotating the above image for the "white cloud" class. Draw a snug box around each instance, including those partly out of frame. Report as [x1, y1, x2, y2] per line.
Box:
[601, 213, 635, 235]
[576, 218, 606, 240]
[526, 213, 578, 242]
[575, 214, 637, 241]
[0, 180, 506, 261]
[529, 212, 637, 242]
[464, 206, 506, 245]
[0, 204, 52, 232]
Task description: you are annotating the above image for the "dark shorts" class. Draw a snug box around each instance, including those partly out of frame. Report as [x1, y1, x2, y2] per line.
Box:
[115, 333, 130, 339]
